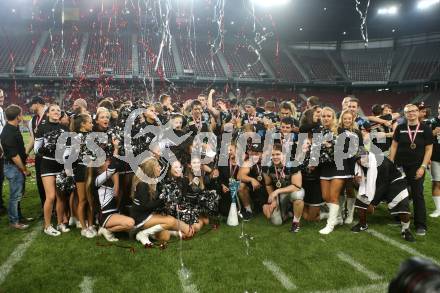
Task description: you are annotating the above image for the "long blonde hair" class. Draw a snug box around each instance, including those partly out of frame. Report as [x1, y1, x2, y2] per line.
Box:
[131, 157, 160, 199]
[321, 106, 338, 134]
[338, 109, 358, 132]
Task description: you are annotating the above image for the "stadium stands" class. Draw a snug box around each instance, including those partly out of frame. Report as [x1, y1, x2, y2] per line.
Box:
[175, 38, 225, 78]
[0, 33, 40, 74]
[293, 50, 341, 81]
[138, 34, 177, 78]
[263, 49, 305, 82]
[33, 32, 81, 77]
[403, 43, 440, 81]
[341, 48, 393, 82]
[83, 33, 132, 76]
[223, 43, 267, 79]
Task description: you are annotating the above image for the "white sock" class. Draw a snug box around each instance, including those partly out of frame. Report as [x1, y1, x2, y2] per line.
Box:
[245, 206, 252, 213]
[169, 231, 180, 237]
[144, 224, 165, 235]
[401, 221, 410, 231]
[293, 216, 301, 223]
[433, 197, 440, 211]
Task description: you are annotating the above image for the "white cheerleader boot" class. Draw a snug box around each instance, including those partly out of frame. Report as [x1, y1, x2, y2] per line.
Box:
[136, 225, 165, 246]
[345, 198, 356, 224]
[319, 203, 339, 235]
[336, 196, 345, 225]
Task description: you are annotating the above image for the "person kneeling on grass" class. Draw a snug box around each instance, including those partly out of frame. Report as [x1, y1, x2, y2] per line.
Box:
[131, 158, 194, 247]
[262, 143, 305, 233]
[85, 143, 135, 242]
[351, 151, 415, 242]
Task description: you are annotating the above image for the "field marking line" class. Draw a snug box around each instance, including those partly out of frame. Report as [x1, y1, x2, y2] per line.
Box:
[367, 229, 439, 265]
[0, 223, 41, 286]
[336, 252, 382, 281]
[262, 259, 296, 291]
[178, 267, 200, 293]
[309, 282, 388, 293]
[79, 276, 94, 293]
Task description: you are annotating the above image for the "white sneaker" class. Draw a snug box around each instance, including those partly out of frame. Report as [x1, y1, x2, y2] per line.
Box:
[80, 228, 96, 239]
[68, 217, 78, 227]
[88, 226, 97, 237]
[57, 223, 71, 233]
[76, 221, 83, 229]
[319, 224, 335, 235]
[429, 210, 440, 218]
[44, 225, 61, 237]
[345, 214, 354, 225]
[98, 227, 119, 242]
[335, 217, 344, 226]
[135, 230, 152, 246]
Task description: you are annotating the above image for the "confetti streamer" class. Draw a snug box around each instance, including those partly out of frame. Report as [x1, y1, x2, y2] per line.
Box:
[355, 0, 371, 47]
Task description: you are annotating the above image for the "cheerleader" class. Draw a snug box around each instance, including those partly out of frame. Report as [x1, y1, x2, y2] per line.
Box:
[318, 107, 351, 235]
[160, 160, 211, 234]
[131, 158, 194, 247]
[337, 110, 364, 225]
[93, 107, 110, 132]
[218, 143, 239, 217]
[184, 157, 213, 232]
[85, 144, 134, 242]
[70, 113, 96, 238]
[299, 106, 324, 221]
[34, 104, 70, 236]
[262, 143, 304, 232]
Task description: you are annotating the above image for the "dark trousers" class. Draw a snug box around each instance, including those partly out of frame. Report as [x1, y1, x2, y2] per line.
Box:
[35, 156, 46, 207]
[0, 157, 4, 208]
[402, 165, 427, 230]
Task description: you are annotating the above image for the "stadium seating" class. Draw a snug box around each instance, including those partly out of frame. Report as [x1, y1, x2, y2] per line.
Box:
[293, 50, 341, 81]
[175, 38, 225, 78]
[341, 48, 393, 82]
[263, 49, 305, 82]
[138, 34, 177, 78]
[403, 43, 440, 81]
[0, 33, 40, 74]
[223, 43, 267, 79]
[83, 33, 132, 76]
[33, 32, 81, 77]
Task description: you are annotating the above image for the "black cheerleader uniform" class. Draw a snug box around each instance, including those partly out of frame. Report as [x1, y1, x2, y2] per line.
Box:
[34, 121, 69, 177]
[319, 127, 362, 180]
[299, 123, 323, 206]
[130, 182, 165, 228]
[95, 160, 119, 227]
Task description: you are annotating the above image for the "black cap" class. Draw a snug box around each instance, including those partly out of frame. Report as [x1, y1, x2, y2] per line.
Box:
[27, 96, 45, 106]
[249, 143, 263, 152]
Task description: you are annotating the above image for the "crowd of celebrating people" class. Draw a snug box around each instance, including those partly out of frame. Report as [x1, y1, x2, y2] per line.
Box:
[0, 86, 439, 246]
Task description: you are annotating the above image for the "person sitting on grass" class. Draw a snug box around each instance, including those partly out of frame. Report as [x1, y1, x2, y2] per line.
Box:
[85, 140, 135, 242]
[262, 143, 305, 233]
[131, 157, 194, 247]
[351, 151, 415, 242]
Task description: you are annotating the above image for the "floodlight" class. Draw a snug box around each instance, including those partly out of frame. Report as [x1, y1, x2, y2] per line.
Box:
[378, 6, 398, 15]
[251, 0, 290, 7]
[417, 0, 440, 10]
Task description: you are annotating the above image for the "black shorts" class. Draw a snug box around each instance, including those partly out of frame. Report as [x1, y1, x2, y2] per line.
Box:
[41, 158, 63, 177]
[303, 179, 323, 206]
[74, 164, 87, 183]
[355, 179, 410, 215]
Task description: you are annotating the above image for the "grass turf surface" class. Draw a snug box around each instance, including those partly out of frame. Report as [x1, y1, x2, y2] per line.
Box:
[1, 134, 439, 292]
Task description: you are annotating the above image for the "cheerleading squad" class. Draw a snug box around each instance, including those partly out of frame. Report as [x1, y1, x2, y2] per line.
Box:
[1, 89, 439, 246]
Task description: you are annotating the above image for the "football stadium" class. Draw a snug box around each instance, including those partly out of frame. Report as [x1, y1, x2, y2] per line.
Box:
[0, 0, 440, 292]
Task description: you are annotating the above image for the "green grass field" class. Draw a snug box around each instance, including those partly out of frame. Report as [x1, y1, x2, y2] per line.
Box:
[1, 133, 439, 292]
